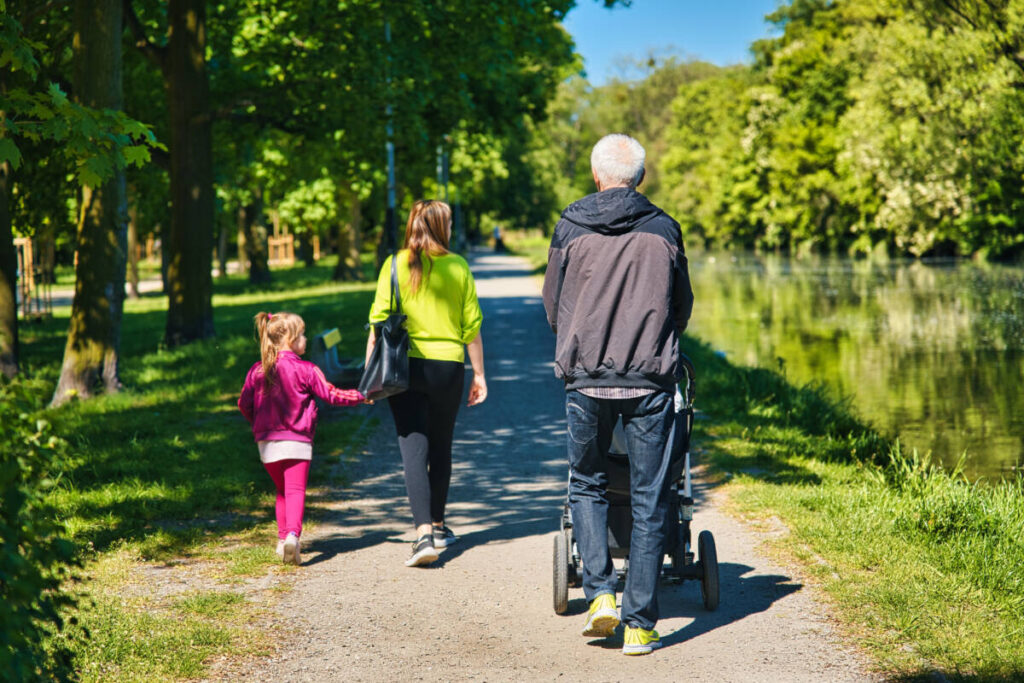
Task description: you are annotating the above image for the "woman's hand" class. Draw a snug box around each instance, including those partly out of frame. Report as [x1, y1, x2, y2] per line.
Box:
[467, 373, 487, 406]
[465, 333, 486, 406]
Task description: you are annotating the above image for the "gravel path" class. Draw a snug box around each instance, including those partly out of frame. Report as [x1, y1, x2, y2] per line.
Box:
[226, 253, 878, 682]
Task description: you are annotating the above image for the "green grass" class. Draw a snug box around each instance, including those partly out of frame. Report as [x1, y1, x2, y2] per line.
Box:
[73, 596, 233, 682]
[11, 256, 376, 678]
[174, 591, 246, 618]
[686, 338, 1024, 680]
[503, 230, 550, 274]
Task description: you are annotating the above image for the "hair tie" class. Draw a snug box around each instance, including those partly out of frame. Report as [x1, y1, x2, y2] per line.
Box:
[267, 312, 273, 320]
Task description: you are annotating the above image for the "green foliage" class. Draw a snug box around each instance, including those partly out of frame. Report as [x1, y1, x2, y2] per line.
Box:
[0, 379, 78, 681]
[199, 0, 588, 250]
[530, 0, 1024, 258]
[0, 14, 160, 185]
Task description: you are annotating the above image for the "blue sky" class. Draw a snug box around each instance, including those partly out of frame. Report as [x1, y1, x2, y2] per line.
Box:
[562, 0, 782, 85]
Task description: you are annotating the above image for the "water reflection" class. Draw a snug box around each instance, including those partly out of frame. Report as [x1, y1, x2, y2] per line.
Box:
[689, 252, 1024, 480]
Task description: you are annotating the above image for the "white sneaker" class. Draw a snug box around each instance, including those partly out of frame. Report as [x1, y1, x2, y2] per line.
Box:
[275, 539, 285, 560]
[283, 532, 301, 565]
[404, 534, 439, 567]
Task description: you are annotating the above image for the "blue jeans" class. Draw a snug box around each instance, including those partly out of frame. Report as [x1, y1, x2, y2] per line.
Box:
[566, 389, 674, 631]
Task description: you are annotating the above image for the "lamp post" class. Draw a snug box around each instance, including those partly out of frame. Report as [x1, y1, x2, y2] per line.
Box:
[383, 21, 397, 259]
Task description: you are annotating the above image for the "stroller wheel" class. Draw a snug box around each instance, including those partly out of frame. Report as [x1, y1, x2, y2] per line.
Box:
[553, 531, 570, 614]
[698, 530, 720, 611]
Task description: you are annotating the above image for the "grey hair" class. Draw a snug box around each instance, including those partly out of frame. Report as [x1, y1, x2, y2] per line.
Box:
[590, 134, 645, 189]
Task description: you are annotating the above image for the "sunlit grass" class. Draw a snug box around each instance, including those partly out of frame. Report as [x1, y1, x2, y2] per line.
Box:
[503, 230, 550, 275]
[687, 338, 1024, 679]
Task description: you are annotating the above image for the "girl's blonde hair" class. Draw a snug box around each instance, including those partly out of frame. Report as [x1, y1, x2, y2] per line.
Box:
[254, 311, 305, 387]
[404, 200, 452, 295]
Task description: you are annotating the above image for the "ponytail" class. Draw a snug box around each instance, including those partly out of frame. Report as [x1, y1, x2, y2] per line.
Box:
[404, 200, 452, 295]
[253, 311, 305, 388]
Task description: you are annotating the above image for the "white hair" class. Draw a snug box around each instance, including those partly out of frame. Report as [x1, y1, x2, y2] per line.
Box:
[590, 134, 646, 189]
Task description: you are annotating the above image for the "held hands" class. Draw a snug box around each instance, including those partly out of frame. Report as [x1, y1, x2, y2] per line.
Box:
[467, 372, 487, 406]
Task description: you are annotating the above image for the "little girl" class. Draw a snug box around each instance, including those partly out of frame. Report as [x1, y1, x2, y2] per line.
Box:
[238, 311, 364, 565]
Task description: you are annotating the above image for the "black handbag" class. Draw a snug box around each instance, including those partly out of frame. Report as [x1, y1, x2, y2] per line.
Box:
[358, 255, 410, 401]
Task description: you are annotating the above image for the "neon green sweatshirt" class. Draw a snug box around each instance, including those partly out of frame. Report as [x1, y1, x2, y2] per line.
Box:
[368, 250, 483, 363]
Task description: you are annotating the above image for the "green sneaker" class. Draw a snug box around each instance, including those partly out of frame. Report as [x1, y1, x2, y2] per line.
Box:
[622, 626, 662, 655]
[581, 593, 619, 637]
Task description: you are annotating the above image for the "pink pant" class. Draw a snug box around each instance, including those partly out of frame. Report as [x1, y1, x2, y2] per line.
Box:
[263, 459, 311, 538]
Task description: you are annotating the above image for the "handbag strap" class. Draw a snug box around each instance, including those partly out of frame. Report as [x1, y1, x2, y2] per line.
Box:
[389, 252, 402, 315]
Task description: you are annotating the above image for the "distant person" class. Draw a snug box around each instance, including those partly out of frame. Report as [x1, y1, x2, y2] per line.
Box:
[493, 224, 506, 253]
[239, 312, 365, 565]
[366, 200, 487, 567]
[542, 133, 693, 655]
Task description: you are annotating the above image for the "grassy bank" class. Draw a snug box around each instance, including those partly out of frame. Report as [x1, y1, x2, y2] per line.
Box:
[685, 338, 1024, 680]
[12, 257, 377, 679]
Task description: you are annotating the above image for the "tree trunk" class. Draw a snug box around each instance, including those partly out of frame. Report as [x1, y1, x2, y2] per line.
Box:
[164, 0, 215, 346]
[216, 215, 228, 278]
[235, 211, 247, 278]
[334, 193, 363, 281]
[0, 160, 18, 379]
[37, 220, 55, 284]
[297, 232, 315, 268]
[241, 190, 271, 284]
[159, 221, 168, 293]
[52, 0, 127, 405]
[127, 201, 140, 299]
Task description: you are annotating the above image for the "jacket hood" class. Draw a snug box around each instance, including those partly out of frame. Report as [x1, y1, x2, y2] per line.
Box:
[560, 187, 664, 235]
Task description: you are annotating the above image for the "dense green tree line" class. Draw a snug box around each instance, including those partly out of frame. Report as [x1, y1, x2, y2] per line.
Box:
[533, 0, 1024, 259]
[1, 0, 622, 399]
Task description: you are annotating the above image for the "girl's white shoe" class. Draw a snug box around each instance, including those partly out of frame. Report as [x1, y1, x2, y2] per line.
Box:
[275, 539, 285, 560]
[282, 532, 301, 565]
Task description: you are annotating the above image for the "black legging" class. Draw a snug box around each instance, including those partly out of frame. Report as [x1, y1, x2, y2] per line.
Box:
[387, 357, 465, 527]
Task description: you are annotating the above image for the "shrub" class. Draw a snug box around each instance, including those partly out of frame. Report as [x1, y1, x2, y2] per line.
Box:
[0, 379, 78, 681]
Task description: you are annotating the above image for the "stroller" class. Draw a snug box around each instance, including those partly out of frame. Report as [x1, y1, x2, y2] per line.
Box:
[552, 355, 720, 614]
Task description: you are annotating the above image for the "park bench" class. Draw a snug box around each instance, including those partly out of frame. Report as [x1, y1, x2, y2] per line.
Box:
[309, 328, 364, 389]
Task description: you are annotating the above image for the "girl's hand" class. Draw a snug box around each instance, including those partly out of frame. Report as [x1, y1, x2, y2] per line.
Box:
[467, 373, 487, 406]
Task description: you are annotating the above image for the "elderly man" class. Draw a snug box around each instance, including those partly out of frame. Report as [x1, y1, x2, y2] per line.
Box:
[542, 133, 693, 655]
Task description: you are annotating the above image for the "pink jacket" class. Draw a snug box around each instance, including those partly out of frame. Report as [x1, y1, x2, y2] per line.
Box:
[238, 350, 363, 443]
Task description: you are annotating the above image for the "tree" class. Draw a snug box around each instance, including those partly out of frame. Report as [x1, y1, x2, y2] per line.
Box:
[126, 0, 215, 345]
[1, 4, 155, 381]
[51, 0, 130, 404]
[0, 157, 14, 378]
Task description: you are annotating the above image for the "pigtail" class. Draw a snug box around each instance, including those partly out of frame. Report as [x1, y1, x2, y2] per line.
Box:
[255, 312, 279, 388]
[253, 311, 306, 390]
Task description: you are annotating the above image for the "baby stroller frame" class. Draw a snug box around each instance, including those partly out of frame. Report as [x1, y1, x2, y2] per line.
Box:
[552, 355, 720, 614]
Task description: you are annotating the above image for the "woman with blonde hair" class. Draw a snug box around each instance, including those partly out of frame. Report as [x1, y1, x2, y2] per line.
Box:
[366, 200, 486, 567]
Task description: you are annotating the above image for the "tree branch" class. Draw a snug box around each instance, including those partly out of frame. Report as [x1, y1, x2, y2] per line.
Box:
[123, 0, 167, 71]
[937, 0, 979, 30]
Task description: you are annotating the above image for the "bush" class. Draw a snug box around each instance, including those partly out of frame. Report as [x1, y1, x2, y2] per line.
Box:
[0, 379, 78, 681]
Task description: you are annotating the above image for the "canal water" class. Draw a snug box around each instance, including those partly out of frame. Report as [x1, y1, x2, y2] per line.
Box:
[688, 252, 1024, 480]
